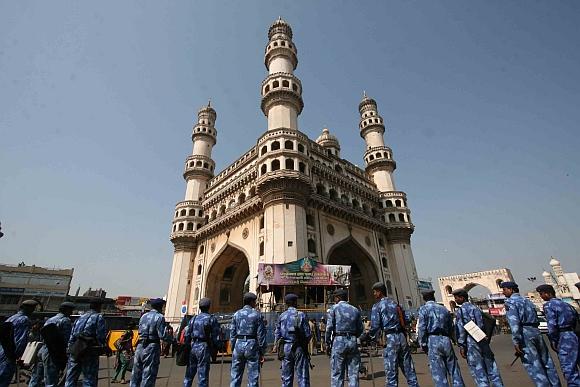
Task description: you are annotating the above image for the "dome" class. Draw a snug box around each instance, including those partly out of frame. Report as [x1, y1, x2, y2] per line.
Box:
[549, 257, 560, 266]
[542, 271, 551, 277]
[358, 91, 377, 112]
[316, 128, 340, 149]
[268, 16, 293, 40]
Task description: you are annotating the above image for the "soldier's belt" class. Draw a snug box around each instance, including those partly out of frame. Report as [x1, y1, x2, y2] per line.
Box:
[236, 335, 256, 340]
[335, 332, 356, 337]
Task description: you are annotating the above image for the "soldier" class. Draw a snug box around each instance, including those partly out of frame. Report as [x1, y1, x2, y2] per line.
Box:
[536, 284, 580, 386]
[130, 298, 167, 387]
[0, 299, 38, 387]
[366, 282, 419, 387]
[229, 292, 267, 387]
[325, 288, 363, 387]
[29, 301, 75, 387]
[65, 298, 108, 387]
[183, 297, 220, 387]
[453, 288, 504, 387]
[500, 281, 561, 386]
[417, 290, 464, 387]
[275, 293, 312, 387]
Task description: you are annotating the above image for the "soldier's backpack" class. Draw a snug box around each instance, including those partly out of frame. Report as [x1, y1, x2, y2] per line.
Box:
[40, 323, 67, 370]
[481, 312, 497, 342]
[0, 321, 16, 362]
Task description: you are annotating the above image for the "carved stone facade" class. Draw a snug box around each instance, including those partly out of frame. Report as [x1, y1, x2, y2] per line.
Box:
[165, 18, 422, 323]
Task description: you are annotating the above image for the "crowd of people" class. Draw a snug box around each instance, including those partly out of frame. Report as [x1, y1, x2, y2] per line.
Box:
[0, 280, 578, 386]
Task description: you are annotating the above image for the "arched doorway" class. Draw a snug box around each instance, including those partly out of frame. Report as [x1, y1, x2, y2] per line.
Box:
[327, 238, 379, 310]
[205, 245, 250, 313]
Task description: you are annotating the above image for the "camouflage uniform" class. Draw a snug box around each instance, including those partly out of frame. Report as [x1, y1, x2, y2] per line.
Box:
[0, 311, 31, 387]
[543, 297, 580, 386]
[29, 312, 73, 387]
[183, 312, 220, 387]
[130, 309, 167, 387]
[325, 300, 363, 387]
[275, 306, 312, 387]
[455, 302, 504, 387]
[229, 304, 266, 387]
[369, 297, 419, 387]
[505, 293, 560, 386]
[417, 301, 464, 387]
[64, 310, 107, 387]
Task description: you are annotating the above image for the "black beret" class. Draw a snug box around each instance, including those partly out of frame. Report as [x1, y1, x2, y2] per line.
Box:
[198, 298, 211, 308]
[333, 289, 348, 298]
[372, 282, 387, 294]
[150, 298, 166, 307]
[284, 293, 298, 303]
[60, 302, 75, 309]
[421, 290, 435, 297]
[536, 284, 555, 294]
[243, 292, 257, 302]
[20, 299, 39, 307]
[499, 281, 518, 289]
[452, 289, 468, 298]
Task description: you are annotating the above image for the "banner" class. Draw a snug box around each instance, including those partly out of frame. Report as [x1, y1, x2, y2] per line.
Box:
[258, 257, 351, 286]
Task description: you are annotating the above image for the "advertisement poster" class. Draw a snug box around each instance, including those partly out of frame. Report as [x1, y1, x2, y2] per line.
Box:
[258, 257, 351, 286]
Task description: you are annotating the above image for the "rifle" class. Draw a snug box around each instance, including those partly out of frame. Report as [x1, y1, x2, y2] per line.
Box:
[510, 352, 522, 366]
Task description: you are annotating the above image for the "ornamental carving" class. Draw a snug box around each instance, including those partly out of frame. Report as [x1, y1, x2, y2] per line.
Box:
[327, 224, 335, 235]
[242, 228, 249, 239]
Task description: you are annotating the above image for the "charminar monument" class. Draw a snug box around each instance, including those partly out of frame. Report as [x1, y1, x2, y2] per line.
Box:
[165, 18, 421, 324]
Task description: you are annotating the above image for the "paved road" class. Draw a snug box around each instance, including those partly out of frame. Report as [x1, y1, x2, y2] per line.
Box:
[13, 334, 563, 386]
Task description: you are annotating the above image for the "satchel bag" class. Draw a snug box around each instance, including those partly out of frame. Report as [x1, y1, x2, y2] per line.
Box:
[69, 314, 98, 360]
[176, 315, 196, 366]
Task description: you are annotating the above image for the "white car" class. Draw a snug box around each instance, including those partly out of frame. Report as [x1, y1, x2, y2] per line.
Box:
[538, 316, 548, 334]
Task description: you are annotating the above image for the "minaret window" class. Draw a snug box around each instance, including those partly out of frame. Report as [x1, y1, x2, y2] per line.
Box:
[198, 209, 203, 216]
[395, 200, 402, 207]
[369, 155, 374, 161]
[274, 42, 278, 47]
[180, 210, 187, 216]
[199, 245, 205, 254]
[285, 159, 294, 170]
[187, 223, 194, 231]
[197, 265, 202, 275]
[211, 210, 217, 220]
[271, 159, 280, 171]
[282, 80, 289, 87]
[178, 223, 184, 231]
[264, 85, 270, 93]
[260, 164, 267, 175]
[188, 209, 195, 216]
[196, 224, 202, 230]
[298, 162, 306, 173]
[386, 200, 393, 207]
[203, 162, 209, 169]
[329, 189, 338, 201]
[445, 285, 453, 294]
[219, 205, 226, 215]
[259, 216, 264, 230]
[172, 225, 176, 232]
[292, 84, 298, 92]
[238, 193, 246, 204]
[284, 140, 293, 150]
[273, 80, 280, 88]
[398, 213, 405, 222]
[259, 241, 265, 256]
[271, 141, 280, 150]
[297, 144, 305, 153]
[175, 211, 178, 218]
[261, 145, 267, 155]
[388, 214, 395, 222]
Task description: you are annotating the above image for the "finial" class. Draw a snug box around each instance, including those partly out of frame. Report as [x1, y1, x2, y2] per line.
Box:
[363, 90, 367, 98]
[207, 99, 211, 107]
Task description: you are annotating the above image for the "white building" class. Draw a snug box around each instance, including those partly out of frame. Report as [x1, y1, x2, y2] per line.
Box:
[542, 257, 580, 305]
[165, 18, 421, 323]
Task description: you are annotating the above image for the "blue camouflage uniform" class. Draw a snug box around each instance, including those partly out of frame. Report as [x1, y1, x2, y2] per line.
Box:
[29, 312, 73, 387]
[229, 305, 267, 387]
[417, 301, 464, 387]
[275, 306, 312, 387]
[543, 298, 580, 386]
[0, 311, 31, 387]
[505, 293, 561, 386]
[325, 300, 364, 387]
[64, 310, 107, 387]
[455, 302, 504, 387]
[130, 309, 167, 387]
[369, 297, 419, 387]
[183, 312, 220, 387]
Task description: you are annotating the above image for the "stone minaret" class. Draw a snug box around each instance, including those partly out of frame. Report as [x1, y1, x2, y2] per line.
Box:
[165, 103, 217, 323]
[359, 94, 421, 307]
[256, 18, 310, 264]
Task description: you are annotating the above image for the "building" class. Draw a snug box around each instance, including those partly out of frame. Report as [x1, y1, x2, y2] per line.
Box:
[165, 18, 421, 323]
[0, 263, 73, 316]
[541, 257, 580, 308]
[438, 268, 514, 311]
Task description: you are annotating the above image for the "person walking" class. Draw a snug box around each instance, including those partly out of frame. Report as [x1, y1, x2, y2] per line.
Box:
[0, 299, 38, 387]
[366, 282, 419, 387]
[29, 301, 74, 387]
[275, 294, 312, 387]
[65, 298, 108, 387]
[417, 290, 464, 387]
[161, 324, 174, 358]
[308, 319, 316, 356]
[183, 297, 220, 387]
[453, 288, 504, 387]
[500, 281, 561, 386]
[536, 284, 580, 386]
[325, 288, 363, 387]
[130, 298, 167, 387]
[318, 317, 326, 353]
[111, 322, 136, 384]
[229, 292, 267, 387]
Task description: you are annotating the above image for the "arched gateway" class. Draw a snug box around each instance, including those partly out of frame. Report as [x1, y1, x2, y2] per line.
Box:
[205, 245, 250, 313]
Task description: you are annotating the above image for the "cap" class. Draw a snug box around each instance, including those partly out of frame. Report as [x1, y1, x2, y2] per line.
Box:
[333, 289, 348, 298]
[150, 298, 166, 308]
[243, 292, 257, 303]
[372, 282, 387, 294]
[60, 302, 75, 309]
[284, 293, 298, 303]
[198, 298, 211, 308]
[499, 281, 518, 289]
[20, 299, 39, 307]
[452, 289, 468, 298]
[536, 284, 555, 294]
[421, 290, 435, 297]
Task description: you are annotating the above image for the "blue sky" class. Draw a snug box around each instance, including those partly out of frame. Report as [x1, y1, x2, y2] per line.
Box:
[1, 2, 579, 298]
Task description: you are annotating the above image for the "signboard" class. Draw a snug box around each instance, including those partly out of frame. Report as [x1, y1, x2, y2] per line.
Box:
[258, 257, 350, 286]
[488, 307, 504, 316]
[417, 280, 433, 292]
